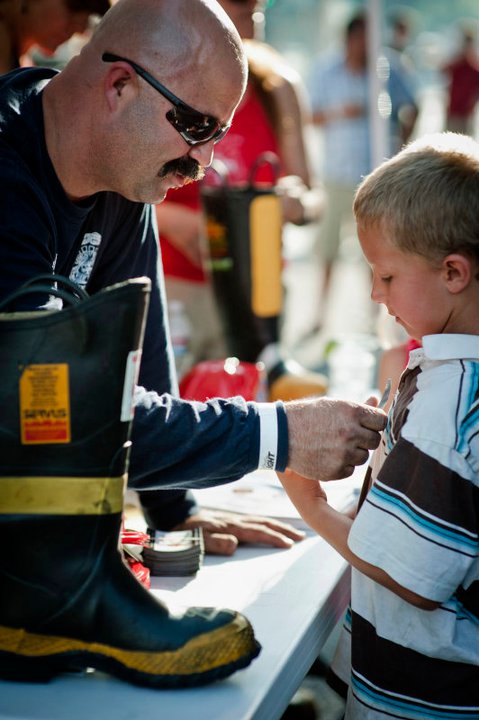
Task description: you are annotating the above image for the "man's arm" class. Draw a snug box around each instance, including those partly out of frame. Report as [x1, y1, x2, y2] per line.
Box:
[265, 59, 324, 225]
[130, 390, 386, 489]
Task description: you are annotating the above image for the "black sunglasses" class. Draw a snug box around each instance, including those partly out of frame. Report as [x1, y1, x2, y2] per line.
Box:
[102, 52, 230, 147]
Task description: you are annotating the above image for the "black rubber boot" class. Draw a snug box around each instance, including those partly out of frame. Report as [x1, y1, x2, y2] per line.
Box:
[0, 277, 260, 688]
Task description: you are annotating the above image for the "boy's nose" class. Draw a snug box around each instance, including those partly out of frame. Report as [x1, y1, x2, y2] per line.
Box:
[370, 278, 384, 304]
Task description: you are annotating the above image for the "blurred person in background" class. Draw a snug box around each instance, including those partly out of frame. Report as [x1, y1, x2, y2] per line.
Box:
[386, 7, 419, 78]
[309, 10, 418, 333]
[0, 0, 109, 73]
[442, 21, 479, 135]
[156, 0, 326, 400]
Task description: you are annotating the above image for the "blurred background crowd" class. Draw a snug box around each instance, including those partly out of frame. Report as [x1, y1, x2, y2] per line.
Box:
[265, 0, 479, 398]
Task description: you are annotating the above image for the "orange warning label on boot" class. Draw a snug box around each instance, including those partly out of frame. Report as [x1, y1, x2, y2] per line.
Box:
[19, 364, 71, 444]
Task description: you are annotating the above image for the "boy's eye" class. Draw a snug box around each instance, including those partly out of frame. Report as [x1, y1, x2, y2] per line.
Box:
[380, 276, 392, 283]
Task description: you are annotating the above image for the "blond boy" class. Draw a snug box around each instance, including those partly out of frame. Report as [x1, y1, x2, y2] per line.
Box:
[280, 132, 479, 718]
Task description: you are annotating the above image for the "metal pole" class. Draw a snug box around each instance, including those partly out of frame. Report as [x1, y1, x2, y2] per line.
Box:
[367, 0, 389, 169]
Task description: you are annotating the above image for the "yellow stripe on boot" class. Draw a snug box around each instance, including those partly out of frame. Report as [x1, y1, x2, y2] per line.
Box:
[0, 475, 125, 515]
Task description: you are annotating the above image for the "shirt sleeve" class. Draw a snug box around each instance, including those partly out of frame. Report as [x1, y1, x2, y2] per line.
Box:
[348, 437, 478, 602]
[129, 389, 288, 490]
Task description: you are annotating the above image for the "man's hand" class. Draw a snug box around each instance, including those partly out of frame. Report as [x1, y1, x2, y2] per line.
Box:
[172, 509, 305, 555]
[285, 397, 386, 480]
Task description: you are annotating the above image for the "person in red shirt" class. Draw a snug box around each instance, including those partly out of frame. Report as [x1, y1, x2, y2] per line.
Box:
[157, 0, 325, 400]
[0, 0, 109, 74]
[442, 24, 479, 135]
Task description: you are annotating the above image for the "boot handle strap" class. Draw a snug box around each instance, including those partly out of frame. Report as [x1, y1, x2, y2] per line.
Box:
[205, 152, 281, 190]
[0, 274, 89, 312]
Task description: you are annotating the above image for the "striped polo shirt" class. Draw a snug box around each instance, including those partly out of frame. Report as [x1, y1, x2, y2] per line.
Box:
[346, 334, 479, 719]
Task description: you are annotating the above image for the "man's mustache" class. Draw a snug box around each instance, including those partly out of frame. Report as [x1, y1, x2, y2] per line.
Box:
[159, 156, 205, 182]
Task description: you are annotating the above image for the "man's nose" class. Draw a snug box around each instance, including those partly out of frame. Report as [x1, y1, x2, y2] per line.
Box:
[188, 140, 215, 169]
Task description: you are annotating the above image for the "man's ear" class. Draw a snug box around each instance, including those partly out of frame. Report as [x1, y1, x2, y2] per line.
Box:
[441, 253, 473, 294]
[104, 65, 137, 112]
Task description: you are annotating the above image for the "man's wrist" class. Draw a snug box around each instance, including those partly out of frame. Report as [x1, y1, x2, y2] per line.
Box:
[256, 401, 288, 471]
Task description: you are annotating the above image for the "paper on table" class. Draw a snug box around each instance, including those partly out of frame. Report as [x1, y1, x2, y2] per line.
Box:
[193, 469, 360, 531]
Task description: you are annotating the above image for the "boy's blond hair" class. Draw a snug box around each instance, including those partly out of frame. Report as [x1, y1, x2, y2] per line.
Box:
[353, 132, 479, 262]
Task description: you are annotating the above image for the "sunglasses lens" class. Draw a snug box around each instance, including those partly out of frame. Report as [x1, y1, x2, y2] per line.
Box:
[166, 108, 224, 144]
[213, 125, 230, 143]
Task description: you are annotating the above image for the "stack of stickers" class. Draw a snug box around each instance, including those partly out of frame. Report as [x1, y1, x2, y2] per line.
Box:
[142, 528, 205, 576]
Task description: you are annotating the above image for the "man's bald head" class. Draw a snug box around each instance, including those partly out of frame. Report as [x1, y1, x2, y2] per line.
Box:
[87, 0, 247, 89]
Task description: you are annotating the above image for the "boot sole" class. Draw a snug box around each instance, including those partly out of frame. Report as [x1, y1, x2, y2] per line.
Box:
[0, 615, 261, 688]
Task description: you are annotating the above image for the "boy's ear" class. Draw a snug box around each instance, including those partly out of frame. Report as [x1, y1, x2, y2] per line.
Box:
[441, 254, 473, 294]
